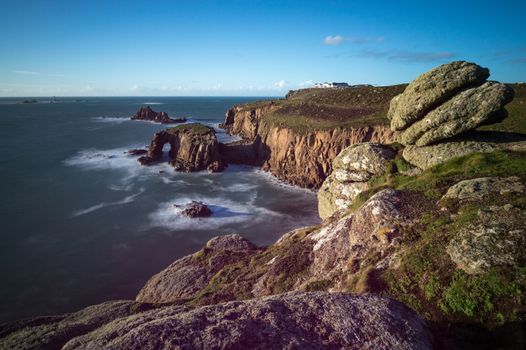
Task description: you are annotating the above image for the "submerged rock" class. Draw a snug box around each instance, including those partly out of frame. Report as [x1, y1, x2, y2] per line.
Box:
[180, 201, 212, 218]
[318, 143, 396, 219]
[61, 293, 432, 350]
[126, 148, 148, 156]
[130, 106, 186, 124]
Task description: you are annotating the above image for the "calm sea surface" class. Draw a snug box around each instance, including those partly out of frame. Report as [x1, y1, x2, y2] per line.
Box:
[0, 97, 320, 322]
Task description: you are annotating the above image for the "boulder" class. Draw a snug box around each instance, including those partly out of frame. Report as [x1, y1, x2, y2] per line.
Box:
[400, 82, 514, 146]
[136, 234, 259, 303]
[447, 205, 526, 274]
[388, 61, 490, 131]
[402, 139, 526, 170]
[0, 300, 153, 350]
[61, 293, 432, 350]
[441, 176, 524, 201]
[138, 123, 225, 172]
[130, 106, 186, 124]
[318, 143, 396, 219]
[180, 201, 212, 218]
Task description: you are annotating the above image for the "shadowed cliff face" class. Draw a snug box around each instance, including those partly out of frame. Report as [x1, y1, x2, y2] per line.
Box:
[221, 101, 396, 188]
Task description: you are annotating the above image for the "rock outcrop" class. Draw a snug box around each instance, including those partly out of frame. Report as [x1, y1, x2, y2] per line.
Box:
[388, 61, 490, 131]
[138, 123, 225, 172]
[180, 201, 212, 218]
[130, 106, 186, 124]
[389, 61, 514, 148]
[136, 234, 260, 303]
[0, 293, 432, 350]
[220, 103, 396, 188]
[318, 143, 396, 219]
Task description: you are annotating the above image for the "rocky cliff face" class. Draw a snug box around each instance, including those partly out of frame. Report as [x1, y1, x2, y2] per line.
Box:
[138, 123, 225, 172]
[221, 103, 396, 188]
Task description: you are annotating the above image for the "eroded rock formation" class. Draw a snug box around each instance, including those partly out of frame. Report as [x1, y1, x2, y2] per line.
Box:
[138, 123, 225, 172]
[389, 61, 513, 148]
[131, 106, 186, 124]
[318, 143, 396, 219]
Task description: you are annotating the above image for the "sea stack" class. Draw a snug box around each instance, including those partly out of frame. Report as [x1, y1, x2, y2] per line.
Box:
[138, 123, 225, 172]
[131, 106, 187, 124]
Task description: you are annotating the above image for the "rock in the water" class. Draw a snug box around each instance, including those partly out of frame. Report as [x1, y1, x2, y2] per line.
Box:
[400, 82, 514, 146]
[136, 234, 259, 303]
[388, 61, 489, 131]
[441, 176, 524, 201]
[138, 123, 225, 172]
[447, 205, 526, 274]
[180, 201, 212, 218]
[127, 148, 148, 156]
[318, 143, 396, 219]
[130, 106, 186, 124]
[61, 292, 432, 350]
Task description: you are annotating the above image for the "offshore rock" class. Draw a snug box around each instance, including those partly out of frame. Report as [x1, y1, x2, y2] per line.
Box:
[400, 82, 514, 146]
[318, 143, 396, 219]
[180, 201, 212, 218]
[388, 61, 489, 131]
[130, 106, 186, 124]
[62, 293, 432, 350]
[138, 123, 225, 172]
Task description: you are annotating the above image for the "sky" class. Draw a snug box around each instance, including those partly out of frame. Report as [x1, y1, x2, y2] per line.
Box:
[1, 0, 525, 97]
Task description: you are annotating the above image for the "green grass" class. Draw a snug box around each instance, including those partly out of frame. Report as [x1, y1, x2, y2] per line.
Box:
[478, 83, 526, 135]
[168, 123, 214, 135]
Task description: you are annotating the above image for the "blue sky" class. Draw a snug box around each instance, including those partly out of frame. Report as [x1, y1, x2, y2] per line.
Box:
[1, 0, 525, 96]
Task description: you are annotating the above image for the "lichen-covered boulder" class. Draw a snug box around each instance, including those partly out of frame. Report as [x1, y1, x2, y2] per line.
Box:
[441, 176, 524, 201]
[447, 205, 526, 274]
[136, 234, 259, 303]
[62, 293, 432, 350]
[388, 61, 489, 131]
[400, 82, 514, 146]
[318, 143, 396, 220]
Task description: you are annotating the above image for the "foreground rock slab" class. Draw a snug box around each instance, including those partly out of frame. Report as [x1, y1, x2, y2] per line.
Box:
[61, 292, 432, 350]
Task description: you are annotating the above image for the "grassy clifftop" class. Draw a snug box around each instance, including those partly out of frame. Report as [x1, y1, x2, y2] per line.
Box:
[239, 83, 526, 134]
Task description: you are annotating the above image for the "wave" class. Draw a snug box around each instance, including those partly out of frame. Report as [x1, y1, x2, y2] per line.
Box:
[141, 102, 164, 105]
[72, 189, 144, 217]
[149, 194, 285, 230]
[92, 116, 130, 124]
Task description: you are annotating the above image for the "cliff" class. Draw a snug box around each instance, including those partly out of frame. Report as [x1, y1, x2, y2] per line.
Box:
[220, 85, 405, 188]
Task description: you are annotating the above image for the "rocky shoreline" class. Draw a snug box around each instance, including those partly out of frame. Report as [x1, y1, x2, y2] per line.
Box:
[2, 61, 526, 349]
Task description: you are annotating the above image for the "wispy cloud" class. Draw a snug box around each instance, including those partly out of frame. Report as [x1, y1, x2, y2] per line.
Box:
[299, 80, 314, 87]
[358, 49, 455, 63]
[274, 80, 288, 90]
[13, 70, 67, 78]
[323, 35, 384, 46]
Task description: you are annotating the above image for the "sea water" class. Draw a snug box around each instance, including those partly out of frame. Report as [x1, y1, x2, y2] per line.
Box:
[0, 97, 320, 322]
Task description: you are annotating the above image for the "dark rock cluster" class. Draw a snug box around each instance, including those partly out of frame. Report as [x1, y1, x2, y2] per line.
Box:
[131, 106, 186, 124]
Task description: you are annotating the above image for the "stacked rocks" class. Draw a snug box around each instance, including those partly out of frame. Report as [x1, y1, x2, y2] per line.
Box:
[387, 61, 516, 169]
[389, 61, 513, 146]
[317, 143, 396, 220]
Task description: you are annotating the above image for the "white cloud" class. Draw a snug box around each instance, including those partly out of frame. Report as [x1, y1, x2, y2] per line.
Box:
[13, 70, 66, 77]
[324, 35, 345, 45]
[274, 80, 288, 90]
[323, 35, 384, 46]
[299, 80, 314, 87]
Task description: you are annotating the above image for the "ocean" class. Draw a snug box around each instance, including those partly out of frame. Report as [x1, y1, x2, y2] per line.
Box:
[0, 97, 320, 322]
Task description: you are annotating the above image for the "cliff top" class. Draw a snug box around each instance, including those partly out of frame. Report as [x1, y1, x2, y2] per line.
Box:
[238, 83, 525, 134]
[167, 123, 215, 135]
